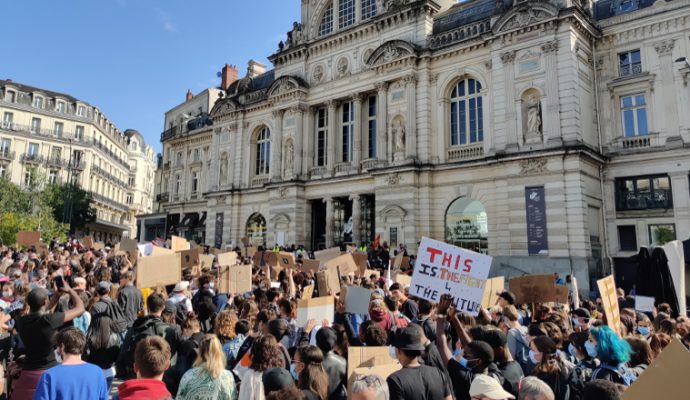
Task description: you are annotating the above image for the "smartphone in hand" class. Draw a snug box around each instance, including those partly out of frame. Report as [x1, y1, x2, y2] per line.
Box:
[52, 275, 64, 289]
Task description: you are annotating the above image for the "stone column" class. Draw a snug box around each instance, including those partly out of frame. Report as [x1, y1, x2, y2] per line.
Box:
[350, 194, 361, 246]
[324, 196, 334, 247]
[293, 105, 306, 178]
[654, 39, 678, 136]
[271, 110, 284, 180]
[500, 51, 517, 150]
[327, 100, 337, 173]
[352, 94, 363, 167]
[210, 127, 222, 191]
[304, 107, 315, 174]
[375, 82, 388, 161]
[541, 40, 561, 145]
[404, 74, 417, 160]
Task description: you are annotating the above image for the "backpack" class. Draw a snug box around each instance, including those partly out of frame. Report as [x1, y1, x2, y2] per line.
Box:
[99, 299, 127, 334]
[568, 362, 597, 400]
[594, 364, 638, 386]
[116, 318, 168, 379]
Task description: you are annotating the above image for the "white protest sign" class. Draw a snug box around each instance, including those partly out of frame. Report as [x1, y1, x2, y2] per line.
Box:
[635, 296, 655, 313]
[410, 237, 492, 316]
[345, 286, 372, 314]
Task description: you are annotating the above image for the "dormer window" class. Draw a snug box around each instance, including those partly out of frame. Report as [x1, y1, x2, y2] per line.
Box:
[33, 96, 43, 109]
[619, 0, 634, 12]
[56, 101, 65, 113]
[318, 4, 334, 36]
[318, 0, 377, 38]
[77, 105, 86, 117]
[4, 91, 15, 103]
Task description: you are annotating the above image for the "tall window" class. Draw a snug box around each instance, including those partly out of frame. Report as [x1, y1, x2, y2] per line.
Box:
[31, 118, 41, 134]
[2, 112, 12, 127]
[318, 4, 334, 36]
[24, 171, 32, 187]
[0, 139, 11, 154]
[77, 105, 86, 117]
[75, 125, 84, 140]
[367, 95, 377, 159]
[4, 91, 15, 103]
[450, 78, 484, 146]
[175, 174, 181, 194]
[316, 108, 328, 166]
[56, 102, 65, 113]
[193, 148, 200, 162]
[72, 150, 83, 164]
[339, 0, 355, 29]
[54, 122, 64, 138]
[621, 94, 648, 137]
[48, 170, 58, 185]
[619, 50, 641, 77]
[28, 143, 39, 156]
[191, 171, 199, 193]
[255, 127, 271, 176]
[0, 164, 6, 179]
[341, 101, 354, 162]
[615, 175, 672, 211]
[33, 97, 43, 108]
[362, 0, 377, 19]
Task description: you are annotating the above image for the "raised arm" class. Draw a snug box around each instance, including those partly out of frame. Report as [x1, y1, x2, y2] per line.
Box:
[61, 282, 85, 323]
[435, 294, 454, 366]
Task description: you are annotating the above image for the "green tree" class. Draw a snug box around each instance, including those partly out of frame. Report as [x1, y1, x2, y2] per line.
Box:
[0, 178, 30, 214]
[41, 183, 96, 233]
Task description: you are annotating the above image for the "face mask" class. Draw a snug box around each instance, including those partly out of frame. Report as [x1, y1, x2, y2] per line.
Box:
[209, 282, 215, 289]
[452, 348, 463, 361]
[388, 346, 398, 361]
[638, 326, 650, 336]
[459, 357, 469, 368]
[529, 350, 540, 365]
[585, 340, 598, 358]
[289, 363, 299, 380]
[2, 291, 12, 298]
[568, 343, 577, 357]
[572, 318, 580, 328]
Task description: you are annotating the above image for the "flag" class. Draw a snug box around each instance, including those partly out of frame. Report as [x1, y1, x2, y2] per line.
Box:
[386, 259, 392, 290]
[372, 234, 381, 250]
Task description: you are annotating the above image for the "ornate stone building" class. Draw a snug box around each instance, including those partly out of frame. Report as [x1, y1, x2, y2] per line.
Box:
[152, 0, 690, 292]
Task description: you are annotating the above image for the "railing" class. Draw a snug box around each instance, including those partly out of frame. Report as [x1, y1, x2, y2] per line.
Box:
[309, 166, 329, 178]
[447, 143, 484, 161]
[616, 189, 673, 211]
[160, 126, 178, 142]
[619, 63, 642, 77]
[335, 162, 355, 173]
[89, 191, 129, 212]
[360, 158, 385, 171]
[614, 132, 659, 151]
[0, 122, 91, 145]
[0, 149, 15, 161]
[91, 138, 129, 168]
[252, 176, 270, 186]
[46, 157, 67, 168]
[20, 153, 45, 164]
[91, 165, 128, 188]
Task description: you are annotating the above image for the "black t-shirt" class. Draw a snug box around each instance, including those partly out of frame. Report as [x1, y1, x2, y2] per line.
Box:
[447, 358, 474, 400]
[15, 311, 65, 370]
[497, 360, 524, 396]
[387, 364, 451, 400]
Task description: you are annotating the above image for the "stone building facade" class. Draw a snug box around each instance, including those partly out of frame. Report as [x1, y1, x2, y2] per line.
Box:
[152, 0, 690, 292]
[0, 79, 157, 240]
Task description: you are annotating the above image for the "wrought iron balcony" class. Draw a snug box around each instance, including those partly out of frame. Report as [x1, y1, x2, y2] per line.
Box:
[20, 153, 45, 164]
[46, 157, 67, 168]
[160, 126, 178, 142]
[0, 149, 15, 161]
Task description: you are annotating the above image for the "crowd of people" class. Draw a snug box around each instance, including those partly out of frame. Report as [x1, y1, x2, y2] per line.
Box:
[0, 239, 687, 400]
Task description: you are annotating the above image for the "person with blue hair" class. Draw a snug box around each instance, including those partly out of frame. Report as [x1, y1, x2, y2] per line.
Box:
[588, 326, 634, 386]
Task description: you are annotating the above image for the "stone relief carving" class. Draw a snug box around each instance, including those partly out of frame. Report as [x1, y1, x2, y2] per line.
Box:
[393, 118, 406, 154]
[500, 51, 516, 64]
[383, 0, 411, 12]
[363, 48, 374, 65]
[382, 43, 402, 63]
[654, 39, 675, 56]
[386, 173, 401, 185]
[520, 158, 548, 175]
[336, 57, 350, 78]
[220, 153, 229, 185]
[312, 65, 325, 83]
[278, 187, 288, 199]
[284, 140, 294, 178]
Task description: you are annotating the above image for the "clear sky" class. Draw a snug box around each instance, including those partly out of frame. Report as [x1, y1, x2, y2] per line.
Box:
[1, 0, 301, 153]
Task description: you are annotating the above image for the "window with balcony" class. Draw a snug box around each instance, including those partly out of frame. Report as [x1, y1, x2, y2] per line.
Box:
[615, 175, 672, 211]
[4, 91, 15, 103]
[28, 143, 39, 156]
[450, 78, 484, 146]
[1, 139, 11, 155]
[316, 108, 328, 167]
[72, 150, 83, 164]
[48, 170, 58, 185]
[193, 148, 200, 162]
[2, 112, 12, 125]
[618, 225, 637, 251]
[341, 101, 354, 162]
[75, 125, 84, 140]
[191, 171, 199, 193]
[619, 50, 641, 77]
[56, 102, 65, 113]
[318, 4, 334, 36]
[367, 95, 377, 159]
[254, 127, 271, 176]
[31, 118, 41, 134]
[33, 96, 43, 109]
[621, 94, 648, 137]
[126, 194, 133, 205]
[339, 0, 355, 29]
[54, 122, 64, 138]
[128, 176, 135, 186]
[362, 0, 377, 19]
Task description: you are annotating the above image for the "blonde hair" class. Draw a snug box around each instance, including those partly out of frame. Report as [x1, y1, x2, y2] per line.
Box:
[193, 334, 226, 379]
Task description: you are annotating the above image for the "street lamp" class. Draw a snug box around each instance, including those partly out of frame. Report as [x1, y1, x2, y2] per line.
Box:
[62, 138, 74, 233]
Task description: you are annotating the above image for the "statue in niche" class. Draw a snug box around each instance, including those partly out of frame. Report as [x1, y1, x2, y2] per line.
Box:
[393, 118, 406, 153]
[524, 91, 542, 141]
[220, 153, 228, 185]
[284, 141, 294, 177]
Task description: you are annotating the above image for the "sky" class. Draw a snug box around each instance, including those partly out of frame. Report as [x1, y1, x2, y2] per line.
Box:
[0, 0, 301, 153]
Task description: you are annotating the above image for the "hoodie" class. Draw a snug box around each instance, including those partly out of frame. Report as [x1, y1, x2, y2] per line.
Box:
[116, 379, 172, 400]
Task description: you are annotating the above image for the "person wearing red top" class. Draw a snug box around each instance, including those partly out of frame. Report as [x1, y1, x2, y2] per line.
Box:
[115, 336, 173, 400]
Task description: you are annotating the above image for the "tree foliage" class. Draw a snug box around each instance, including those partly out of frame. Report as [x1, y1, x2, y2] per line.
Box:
[41, 183, 96, 232]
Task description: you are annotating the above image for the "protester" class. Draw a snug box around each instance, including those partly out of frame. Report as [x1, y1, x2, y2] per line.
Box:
[238, 335, 286, 400]
[517, 376, 555, 400]
[118, 271, 143, 330]
[85, 315, 121, 390]
[294, 345, 329, 400]
[469, 374, 515, 400]
[115, 336, 173, 400]
[177, 334, 237, 399]
[315, 327, 347, 400]
[581, 380, 621, 400]
[589, 326, 632, 385]
[351, 374, 389, 400]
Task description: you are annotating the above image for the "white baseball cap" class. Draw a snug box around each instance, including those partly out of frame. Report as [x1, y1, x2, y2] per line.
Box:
[173, 281, 190, 292]
[469, 375, 515, 400]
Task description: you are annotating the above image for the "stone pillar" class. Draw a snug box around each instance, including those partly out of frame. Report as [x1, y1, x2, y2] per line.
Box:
[375, 82, 388, 161]
[327, 100, 337, 173]
[210, 127, 221, 191]
[293, 105, 306, 178]
[350, 194, 361, 246]
[352, 94, 363, 167]
[271, 110, 284, 180]
[324, 196, 334, 247]
[541, 40, 561, 145]
[304, 107, 315, 174]
[404, 74, 417, 160]
[654, 39, 678, 136]
[500, 51, 517, 150]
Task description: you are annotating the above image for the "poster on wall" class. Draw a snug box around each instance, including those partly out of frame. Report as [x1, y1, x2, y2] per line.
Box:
[214, 213, 224, 249]
[525, 186, 548, 255]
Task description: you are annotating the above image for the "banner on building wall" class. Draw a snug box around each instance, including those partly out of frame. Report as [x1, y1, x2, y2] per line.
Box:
[409, 237, 492, 316]
[525, 186, 548, 255]
[214, 213, 224, 249]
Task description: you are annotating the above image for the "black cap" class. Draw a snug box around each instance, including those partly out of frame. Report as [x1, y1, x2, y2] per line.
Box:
[267, 319, 289, 341]
[483, 330, 508, 348]
[316, 327, 337, 353]
[262, 367, 294, 393]
[392, 326, 425, 351]
[498, 291, 516, 305]
[573, 308, 591, 319]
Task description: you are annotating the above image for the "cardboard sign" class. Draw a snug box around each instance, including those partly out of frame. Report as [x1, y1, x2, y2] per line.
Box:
[554, 284, 569, 304]
[243, 245, 257, 259]
[325, 253, 358, 276]
[409, 237, 492, 316]
[151, 246, 173, 256]
[635, 295, 655, 313]
[278, 252, 296, 269]
[199, 254, 215, 269]
[218, 264, 252, 294]
[270, 264, 283, 281]
[265, 252, 278, 267]
[597, 275, 621, 336]
[302, 259, 321, 274]
[252, 251, 265, 266]
[393, 253, 404, 269]
[120, 238, 139, 262]
[296, 296, 334, 326]
[179, 248, 200, 270]
[509, 275, 559, 304]
[301, 284, 315, 300]
[17, 231, 41, 247]
[481, 276, 505, 309]
[395, 273, 412, 287]
[352, 252, 368, 275]
[136, 253, 182, 288]
[347, 347, 399, 397]
[364, 269, 380, 280]
[138, 243, 153, 257]
[314, 247, 342, 263]
[316, 267, 341, 296]
[171, 235, 190, 252]
[35, 242, 49, 257]
[82, 236, 94, 249]
[93, 242, 105, 251]
[344, 286, 372, 314]
[622, 339, 690, 400]
[217, 252, 238, 267]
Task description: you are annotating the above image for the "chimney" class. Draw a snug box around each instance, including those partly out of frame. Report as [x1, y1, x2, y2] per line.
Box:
[186, 89, 193, 102]
[221, 64, 239, 90]
[247, 59, 267, 78]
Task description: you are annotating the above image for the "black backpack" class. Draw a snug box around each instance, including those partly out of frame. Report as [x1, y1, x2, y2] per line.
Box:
[116, 318, 168, 379]
[98, 299, 128, 334]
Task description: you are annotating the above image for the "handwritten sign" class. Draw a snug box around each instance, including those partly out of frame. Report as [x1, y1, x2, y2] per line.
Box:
[597, 275, 621, 336]
[409, 237, 492, 315]
[635, 295, 655, 313]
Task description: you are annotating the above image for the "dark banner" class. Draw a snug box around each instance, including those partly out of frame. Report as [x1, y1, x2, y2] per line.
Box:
[214, 212, 224, 249]
[525, 186, 548, 255]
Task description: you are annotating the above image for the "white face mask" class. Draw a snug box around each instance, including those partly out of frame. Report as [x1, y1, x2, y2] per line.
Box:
[388, 346, 398, 360]
[2, 291, 12, 298]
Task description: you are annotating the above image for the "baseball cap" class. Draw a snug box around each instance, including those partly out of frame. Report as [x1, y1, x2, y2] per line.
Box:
[173, 281, 190, 293]
[469, 374, 515, 399]
[262, 367, 295, 393]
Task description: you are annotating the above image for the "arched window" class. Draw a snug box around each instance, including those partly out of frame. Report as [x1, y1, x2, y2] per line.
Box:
[338, 0, 355, 29]
[246, 213, 267, 247]
[318, 4, 334, 36]
[445, 198, 488, 254]
[362, 0, 377, 19]
[450, 78, 484, 146]
[255, 127, 271, 176]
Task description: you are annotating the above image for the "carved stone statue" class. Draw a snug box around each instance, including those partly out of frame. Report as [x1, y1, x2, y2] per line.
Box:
[393, 119, 406, 153]
[284, 141, 294, 177]
[526, 94, 542, 137]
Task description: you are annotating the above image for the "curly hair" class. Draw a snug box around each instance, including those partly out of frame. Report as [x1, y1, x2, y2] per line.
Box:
[215, 310, 238, 340]
[250, 335, 285, 372]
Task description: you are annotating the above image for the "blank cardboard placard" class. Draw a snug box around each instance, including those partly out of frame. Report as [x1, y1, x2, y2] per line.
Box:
[314, 247, 342, 263]
[136, 253, 182, 289]
[364, 269, 380, 280]
[217, 252, 238, 267]
[171, 236, 190, 252]
[151, 246, 173, 256]
[296, 296, 335, 326]
[509, 275, 557, 304]
[120, 238, 139, 262]
[392, 253, 404, 269]
[481, 276, 505, 309]
[635, 295, 655, 313]
[597, 275, 621, 336]
[265, 252, 278, 267]
[301, 285, 315, 300]
[347, 347, 398, 397]
[35, 243, 49, 257]
[395, 273, 412, 287]
[241, 236, 250, 247]
[302, 259, 321, 274]
[243, 245, 257, 258]
[316, 268, 341, 296]
[554, 284, 569, 304]
[179, 248, 200, 270]
[252, 251, 264, 266]
[325, 253, 357, 276]
[622, 339, 690, 400]
[345, 286, 372, 314]
[228, 265, 252, 294]
[17, 231, 41, 247]
[82, 236, 94, 249]
[352, 252, 368, 275]
[93, 242, 105, 251]
[278, 252, 295, 269]
[199, 254, 215, 269]
[218, 265, 230, 294]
